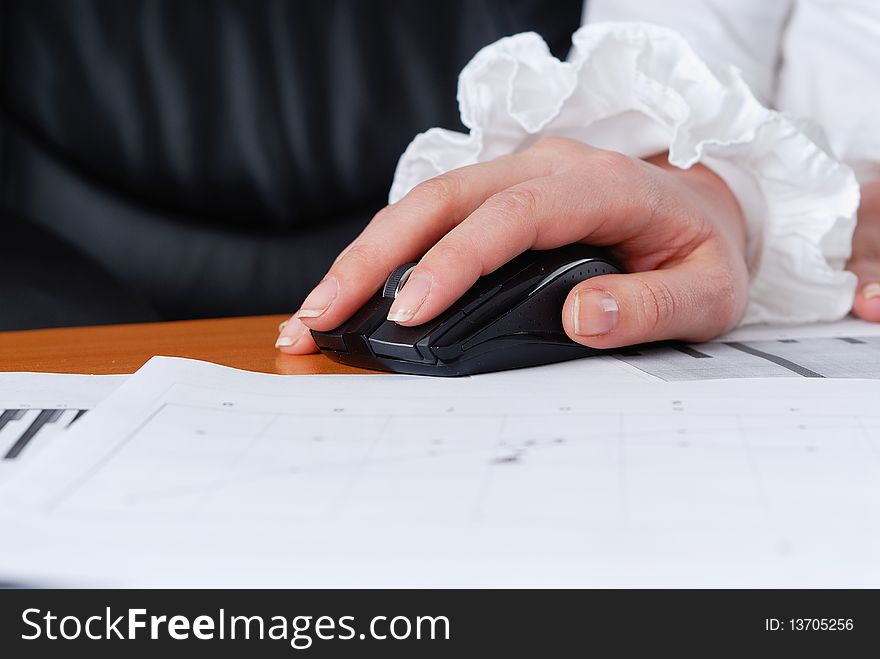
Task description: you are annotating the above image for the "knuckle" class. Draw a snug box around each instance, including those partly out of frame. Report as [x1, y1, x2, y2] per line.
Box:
[708, 266, 747, 330]
[527, 137, 586, 170]
[430, 236, 479, 268]
[411, 174, 461, 210]
[633, 276, 676, 336]
[589, 149, 640, 183]
[530, 136, 577, 154]
[487, 186, 540, 220]
[427, 234, 491, 280]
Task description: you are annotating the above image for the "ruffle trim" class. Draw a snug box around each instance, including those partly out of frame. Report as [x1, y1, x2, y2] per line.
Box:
[389, 23, 859, 325]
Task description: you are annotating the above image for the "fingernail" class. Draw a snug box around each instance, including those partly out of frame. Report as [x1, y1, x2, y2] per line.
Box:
[573, 289, 619, 336]
[387, 271, 432, 323]
[863, 283, 880, 299]
[275, 317, 308, 350]
[295, 277, 338, 318]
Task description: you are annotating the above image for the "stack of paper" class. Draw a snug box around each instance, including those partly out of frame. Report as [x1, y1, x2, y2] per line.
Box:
[1, 318, 879, 586]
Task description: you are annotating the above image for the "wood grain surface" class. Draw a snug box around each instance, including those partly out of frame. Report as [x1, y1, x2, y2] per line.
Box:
[0, 315, 372, 375]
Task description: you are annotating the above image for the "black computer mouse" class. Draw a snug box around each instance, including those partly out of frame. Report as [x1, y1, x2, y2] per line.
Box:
[311, 244, 623, 376]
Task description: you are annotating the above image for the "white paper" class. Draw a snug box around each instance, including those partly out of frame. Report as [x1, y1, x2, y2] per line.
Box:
[1, 356, 878, 587]
[0, 373, 125, 470]
[610, 316, 880, 381]
[719, 315, 880, 343]
[477, 316, 880, 385]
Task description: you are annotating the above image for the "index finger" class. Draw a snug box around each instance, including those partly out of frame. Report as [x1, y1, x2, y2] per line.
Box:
[387, 155, 657, 325]
[293, 154, 554, 331]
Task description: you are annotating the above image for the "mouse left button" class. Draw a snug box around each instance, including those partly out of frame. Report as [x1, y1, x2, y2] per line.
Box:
[311, 327, 346, 352]
[368, 321, 436, 363]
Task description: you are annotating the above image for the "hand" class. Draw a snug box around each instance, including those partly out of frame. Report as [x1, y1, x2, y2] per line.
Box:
[276, 137, 749, 354]
[847, 180, 880, 322]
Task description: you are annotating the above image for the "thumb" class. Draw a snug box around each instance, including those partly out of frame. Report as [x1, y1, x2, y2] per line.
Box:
[848, 260, 880, 322]
[561, 262, 746, 349]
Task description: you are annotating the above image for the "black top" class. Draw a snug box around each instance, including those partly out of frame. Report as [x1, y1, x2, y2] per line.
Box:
[0, 0, 583, 329]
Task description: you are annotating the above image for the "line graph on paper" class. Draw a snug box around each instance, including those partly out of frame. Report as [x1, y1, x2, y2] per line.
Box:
[48, 396, 880, 528]
[616, 335, 880, 380]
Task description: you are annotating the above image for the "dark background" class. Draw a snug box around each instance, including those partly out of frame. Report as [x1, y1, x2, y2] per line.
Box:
[0, 0, 582, 330]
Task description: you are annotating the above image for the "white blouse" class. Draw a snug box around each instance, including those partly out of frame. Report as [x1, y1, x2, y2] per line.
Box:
[587, 0, 880, 323]
[589, 0, 880, 184]
[389, 1, 879, 325]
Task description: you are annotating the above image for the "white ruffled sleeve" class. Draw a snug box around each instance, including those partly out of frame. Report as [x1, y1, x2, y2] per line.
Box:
[388, 23, 860, 326]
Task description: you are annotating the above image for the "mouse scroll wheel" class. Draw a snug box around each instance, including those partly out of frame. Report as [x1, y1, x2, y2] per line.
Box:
[382, 264, 418, 299]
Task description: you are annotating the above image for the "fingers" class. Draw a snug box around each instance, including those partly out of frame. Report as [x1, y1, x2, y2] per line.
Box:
[561, 245, 748, 348]
[387, 178, 557, 324]
[849, 260, 880, 322]
[848, 179, 880, 323]
[275, 316, 319, 354]
[388, 159, 655, 325]
[292, 154, 554, 334]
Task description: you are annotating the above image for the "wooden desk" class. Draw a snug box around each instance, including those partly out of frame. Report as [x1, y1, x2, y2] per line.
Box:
[0, 315, 369, 375]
